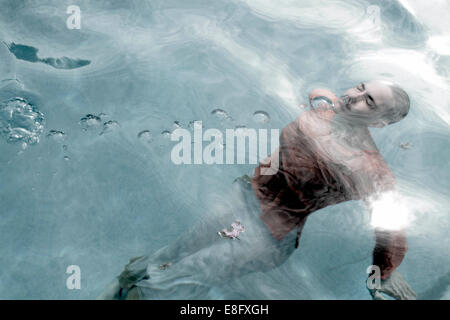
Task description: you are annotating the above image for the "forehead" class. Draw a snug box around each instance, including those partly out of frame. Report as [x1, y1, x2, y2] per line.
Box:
[364, 81, 393, 106]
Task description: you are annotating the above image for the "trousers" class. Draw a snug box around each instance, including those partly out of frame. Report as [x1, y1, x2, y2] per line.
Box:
[107, 177, 298, 299]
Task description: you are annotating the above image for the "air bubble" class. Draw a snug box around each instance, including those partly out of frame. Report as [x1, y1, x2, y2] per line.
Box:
[79, 114, 102, 130]
[173, 121, 183, 129]
[138, 130, 153, 144]
[252, 111, 270, 124]
[399, 142, 413, 150]
[100, 120, 120, 135]
[47, 130, 66, 141]
[161, 130, 171, 138]
[211, 108, 231, 120]
[0, 97, 45, 145]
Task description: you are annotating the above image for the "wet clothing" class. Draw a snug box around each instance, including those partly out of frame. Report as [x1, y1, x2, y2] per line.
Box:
[113, 178, 298, 299]
[251, 110, 406, 279]
[104, 111, 408, 299]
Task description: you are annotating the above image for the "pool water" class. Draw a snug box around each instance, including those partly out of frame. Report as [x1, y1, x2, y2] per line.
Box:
[0, 0, 449, 299]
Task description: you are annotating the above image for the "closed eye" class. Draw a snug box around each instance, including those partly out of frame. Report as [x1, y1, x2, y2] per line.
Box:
[367, 95, 376, 108]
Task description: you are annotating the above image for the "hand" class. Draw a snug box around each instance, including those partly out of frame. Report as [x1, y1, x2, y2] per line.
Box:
[367, 270, 417, 300]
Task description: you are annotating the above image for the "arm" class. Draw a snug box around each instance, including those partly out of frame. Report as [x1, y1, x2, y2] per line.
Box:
[365, 165, 407, 280]
[368, 226, 416, 300]
[372, 228, 408, 280]
[362, 157, 416, 299]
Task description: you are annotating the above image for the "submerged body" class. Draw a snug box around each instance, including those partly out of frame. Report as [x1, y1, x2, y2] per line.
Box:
[252, 107, 406, 280]
[99, 81, 415, 300]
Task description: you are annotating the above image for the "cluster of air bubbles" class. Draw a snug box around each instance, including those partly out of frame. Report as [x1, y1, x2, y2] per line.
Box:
[211, 107, 271, 126]
[79, 113, 120, 135]
[0, 97, 45, 146]
[138, 120, 189, 148]
[137, 107, 271, 149]
[138, 128, 170, 147]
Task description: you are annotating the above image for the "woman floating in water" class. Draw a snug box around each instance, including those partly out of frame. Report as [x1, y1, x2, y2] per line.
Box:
[99, 80, 416, 300]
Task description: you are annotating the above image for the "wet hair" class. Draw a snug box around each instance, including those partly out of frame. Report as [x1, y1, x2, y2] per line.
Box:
[383, 84, 410, 125]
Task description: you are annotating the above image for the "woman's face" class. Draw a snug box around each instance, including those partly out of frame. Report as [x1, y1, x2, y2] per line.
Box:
[337, 81, 394, 126]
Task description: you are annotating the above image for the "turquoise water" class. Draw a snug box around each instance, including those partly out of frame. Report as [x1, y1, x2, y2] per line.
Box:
[0, 0, 449, 299]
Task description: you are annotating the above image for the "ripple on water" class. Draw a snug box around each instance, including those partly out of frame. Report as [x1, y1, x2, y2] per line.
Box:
[0, 97, 45, 145]
[252, 111, 270, 124]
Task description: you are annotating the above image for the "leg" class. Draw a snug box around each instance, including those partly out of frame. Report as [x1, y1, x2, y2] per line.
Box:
[115, 191, 242, 292]
[134, 216, 297, 299]
[106, 178, 297, 299]
[115, 179, 255, 292]
[150, 176, 265, 263]
[132, 180, 298, 299]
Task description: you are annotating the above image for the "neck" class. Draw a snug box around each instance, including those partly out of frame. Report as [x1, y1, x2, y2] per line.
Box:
[332, 113, 366, 131]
